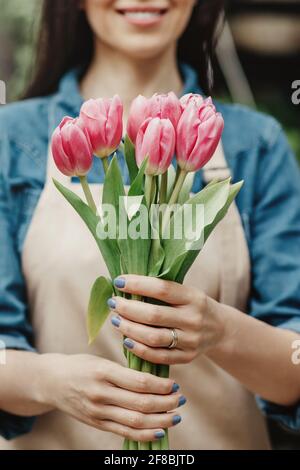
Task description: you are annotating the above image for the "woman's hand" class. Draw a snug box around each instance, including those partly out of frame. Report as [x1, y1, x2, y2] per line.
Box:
[41, 353, 184, 442]
[109, 275, 228, 365]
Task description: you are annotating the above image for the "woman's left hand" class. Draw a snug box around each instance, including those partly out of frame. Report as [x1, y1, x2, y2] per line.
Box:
[108, 275, 228, 365]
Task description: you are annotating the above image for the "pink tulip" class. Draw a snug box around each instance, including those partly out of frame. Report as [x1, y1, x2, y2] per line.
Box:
[127, 95, 150, 144]
[180, 93, 204, 110]
[79, 95, 123, 158]
[176, 98, 224, 173]
[127, 92, 181, 144]
[51, 116, 93, 176]
[135, 117, 175, 175]
[148, 92, 182, 131]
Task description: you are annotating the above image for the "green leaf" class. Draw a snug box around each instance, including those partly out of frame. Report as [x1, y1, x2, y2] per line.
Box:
[175, 180, 244, 284]
[177, 171, 195, 204]
[118, 196, 151, 276]
[102, 154, 125, 215]
[124, 134, 138, 183]
[128, 157, 148, 197]
[148, 238, 165, 277]
[87, 277, 113, 344]
[162, 178, 231, 272]
[166, 165, 177, 201]
[53, 178, 120, 279]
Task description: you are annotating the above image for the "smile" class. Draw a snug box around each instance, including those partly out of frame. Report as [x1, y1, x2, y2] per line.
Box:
[116, 6, 169, 26]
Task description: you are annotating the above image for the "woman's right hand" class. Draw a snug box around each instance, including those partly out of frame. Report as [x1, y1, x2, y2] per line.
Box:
[42, 353, 185, 442]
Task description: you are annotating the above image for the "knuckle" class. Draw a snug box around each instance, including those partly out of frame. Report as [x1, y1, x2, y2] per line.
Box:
[196, 291, 208, 310]
[128, 412, 144, 428]
[136, 373, 149, 390]
[159, 350, 171, 364]
[95, 359, 111, 380]
[149, 305, 161, 324]
[157, 281, 170, 299]
[148, 332, 160, 346]
[190, 313, 203, 330]
[189, 333, 200, 349]
[138, 396, 153, 412]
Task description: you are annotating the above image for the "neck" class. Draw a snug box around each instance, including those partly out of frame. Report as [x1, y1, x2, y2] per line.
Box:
[80, 41, 184, 120]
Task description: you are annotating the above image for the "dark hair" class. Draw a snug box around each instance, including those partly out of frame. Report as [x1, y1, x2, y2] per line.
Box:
[25, 0, 225, 98]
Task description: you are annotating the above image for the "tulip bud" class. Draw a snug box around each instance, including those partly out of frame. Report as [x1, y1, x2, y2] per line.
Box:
[180, 93, 204, 110]
[126, 95, 149, 144]
[79, 95, 123, 158]
[176, 98, 224, 173]
[51, 116, 93, 176]
[148, 92, 182, 131]
[127, 92, 181, 144]
[135, 117, 175, 176]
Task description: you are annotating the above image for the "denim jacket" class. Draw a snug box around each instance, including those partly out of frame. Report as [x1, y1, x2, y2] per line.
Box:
[0, 63, 300, 440]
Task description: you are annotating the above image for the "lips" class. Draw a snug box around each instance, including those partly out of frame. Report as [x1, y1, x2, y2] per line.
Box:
[116, 6, 169, 25]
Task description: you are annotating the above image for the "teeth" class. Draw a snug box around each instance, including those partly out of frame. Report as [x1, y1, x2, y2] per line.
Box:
[124, 11, 162, 18]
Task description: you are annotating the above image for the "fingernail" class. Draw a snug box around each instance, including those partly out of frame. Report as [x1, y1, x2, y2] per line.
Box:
[111, 316, 121, 328]
[171, 383, 180, 393]
[172, 415, 182, 426]
[178, 396, 187, 407]
[123, 338, 134, 349]
[114, 278, 126, 289]
[154, 430, 165, 439]
[107, 298, 116, 309]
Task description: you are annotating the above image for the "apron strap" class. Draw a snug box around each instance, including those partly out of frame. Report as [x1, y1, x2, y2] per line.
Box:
[202, 142, 231, 184]
[202, 142, 251, 310]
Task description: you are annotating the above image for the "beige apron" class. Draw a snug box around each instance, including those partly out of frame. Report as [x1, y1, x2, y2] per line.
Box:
[0, 140, 271, 450]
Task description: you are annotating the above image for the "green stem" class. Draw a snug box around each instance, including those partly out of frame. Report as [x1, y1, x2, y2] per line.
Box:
[159, 172, 168, 204]
[123, 439, 129, 450]
[101, 157, 110, 174]
[79, 176, 97, 213]
[141, 360, 152, 373]
[145, 174, 154, 208]
[129, 440, 138, 450]
[168, 169, 187, 206]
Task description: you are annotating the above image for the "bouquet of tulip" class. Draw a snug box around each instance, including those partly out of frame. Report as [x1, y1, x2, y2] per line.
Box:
[51, 92, 243, 450]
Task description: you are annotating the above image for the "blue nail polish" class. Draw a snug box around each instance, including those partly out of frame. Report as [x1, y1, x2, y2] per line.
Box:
[107, 298, 116, 309]
[123, 338, 134, 349]
[111, 316, 121, 328]
[154, 430, 165, 439]
[114, 278, 126, 289]
[178, 396, 187, 407]
[172, 415, 182, 425]
[171, 383, 180, 393]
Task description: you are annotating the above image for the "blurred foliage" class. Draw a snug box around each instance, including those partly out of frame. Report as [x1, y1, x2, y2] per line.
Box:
[0, 0, 40, 100]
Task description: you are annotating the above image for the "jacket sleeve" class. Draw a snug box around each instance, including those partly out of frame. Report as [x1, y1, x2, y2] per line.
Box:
[0, 138, 36, 439]
[248, 124, 300, 431]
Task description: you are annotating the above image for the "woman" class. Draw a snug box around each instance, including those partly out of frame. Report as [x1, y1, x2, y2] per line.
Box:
[0, 0, 299, 450]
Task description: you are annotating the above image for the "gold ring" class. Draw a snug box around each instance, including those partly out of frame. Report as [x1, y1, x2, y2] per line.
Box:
[168, 328, 178, 349]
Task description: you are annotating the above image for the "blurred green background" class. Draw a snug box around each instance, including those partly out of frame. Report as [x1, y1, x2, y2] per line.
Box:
[0, 0, 299, 450]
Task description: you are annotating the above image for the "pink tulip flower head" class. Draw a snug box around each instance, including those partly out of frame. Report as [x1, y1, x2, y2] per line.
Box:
[135, 117, 176, 176]
[180, 93, 204, 110]
[126, 94, 150, 144]
[176, 97, 224, 173]
[51, 116, 93, 177]
[127, 92, 181, 144]
[79, 95, 123, 158]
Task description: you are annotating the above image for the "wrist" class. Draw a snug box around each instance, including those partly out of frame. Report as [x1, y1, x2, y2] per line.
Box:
[206, 298, 238, 360]
[34, 353, 66, 411]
